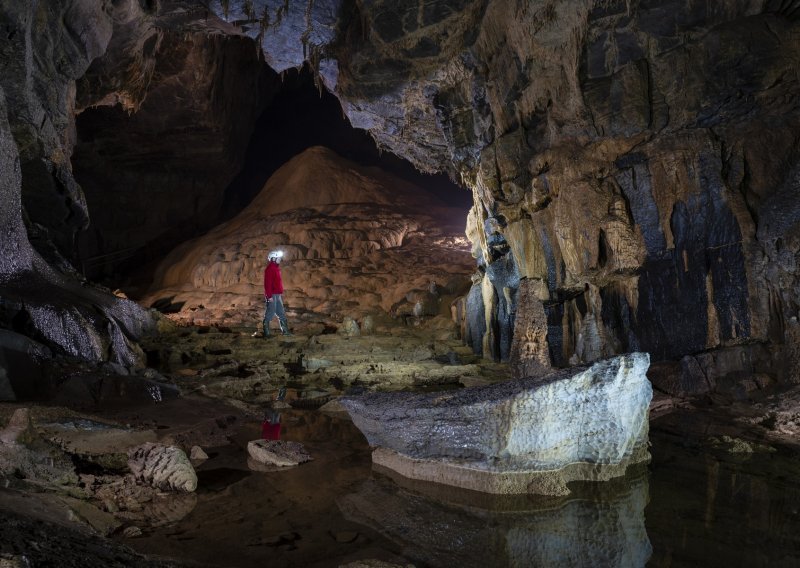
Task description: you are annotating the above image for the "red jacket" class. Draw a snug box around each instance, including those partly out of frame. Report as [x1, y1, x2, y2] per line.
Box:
[264, 261, 284, 298]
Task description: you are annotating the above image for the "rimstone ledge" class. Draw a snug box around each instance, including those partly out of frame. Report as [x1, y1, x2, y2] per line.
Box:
[342, 352, 652, 496]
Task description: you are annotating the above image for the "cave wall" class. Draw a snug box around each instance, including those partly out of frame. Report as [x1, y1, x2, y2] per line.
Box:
[73, 14, 277, 280]
[204, 0, 800, 378]
[2, 0, 800, 380]
[0, 1, 190, 369]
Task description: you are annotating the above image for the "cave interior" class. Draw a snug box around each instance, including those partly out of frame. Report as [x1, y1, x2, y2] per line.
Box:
[1, 0, 800, 566]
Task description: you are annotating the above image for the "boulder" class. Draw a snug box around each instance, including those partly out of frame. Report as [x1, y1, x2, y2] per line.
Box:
[189, 446, 209, 461]
[127, 443, 197, 493]
[340, 317, 361, 337]
[0, 408, 32, 445]
[341, 353, 652, 495]
[247, 440, 312, 467]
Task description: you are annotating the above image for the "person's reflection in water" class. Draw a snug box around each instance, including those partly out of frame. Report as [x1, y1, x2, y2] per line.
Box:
[262, 409, 281, 441]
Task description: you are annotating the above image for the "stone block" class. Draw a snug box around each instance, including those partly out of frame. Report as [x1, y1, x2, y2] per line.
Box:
[127, 443, 197, 493]
[342, 353, 652, 495]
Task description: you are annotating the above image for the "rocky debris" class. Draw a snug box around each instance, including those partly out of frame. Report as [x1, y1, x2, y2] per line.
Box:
[342, 353, 652, 495]
[39, 419, 157, 458]
[0, 412, 79, 488]
[738, 384, 800, 444]
[247, 439, 312, 467]
[122, 526, 143, 538]
[0, 505, 181, 567]
[0, 408, 32, 445]
[85, 473, 198, 528]
[0, 406, 200, 531]
[145, 324, 505, 401]
[340, 317, 361, 337]
[142, 146, 473, 327]
[127, 443, 197, 492]
[337, 474, 651, 568]
[189, 446, 208, 461]
[58, 495, 121, 536]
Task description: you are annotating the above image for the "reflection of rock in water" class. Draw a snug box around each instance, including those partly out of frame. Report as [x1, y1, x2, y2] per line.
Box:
[338, 471, 651, 568]
[124, 493, 198, 528]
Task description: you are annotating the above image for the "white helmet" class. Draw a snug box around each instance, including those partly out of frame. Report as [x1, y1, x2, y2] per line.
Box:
[267, 250, 284, 262]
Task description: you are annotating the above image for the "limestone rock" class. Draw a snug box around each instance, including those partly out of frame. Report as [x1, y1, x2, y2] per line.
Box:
[340, 317, 361, 337]
[127, 443, 197, 493]
[0, 50, 153, 368]
[508, 279, 551, 379]
[0, 408, 32, 445]
[342, 353, 652, 495]
[142, 147, 474, 326]
[189, 446, 209, 461]
[247, 439, 312, 467]
[87, 473, 197, 527]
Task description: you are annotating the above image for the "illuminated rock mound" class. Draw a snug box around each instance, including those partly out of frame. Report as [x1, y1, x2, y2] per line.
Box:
[342, 352, 653, 496]
[143, 146, 474, 326]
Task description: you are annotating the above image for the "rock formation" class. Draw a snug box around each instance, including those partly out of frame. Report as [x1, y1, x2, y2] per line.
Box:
[1, 0, 799, 384]
[0, 0, 164, 368]
[320, 0, 800, 379]
[342, 352, 652, 495]
[142, 145, 474, 326]
[127, 442, 198, 492]
[197, 0, 800, 383]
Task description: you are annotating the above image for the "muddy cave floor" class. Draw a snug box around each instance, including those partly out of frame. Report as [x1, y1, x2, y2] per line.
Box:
[3, 320, 800, 567]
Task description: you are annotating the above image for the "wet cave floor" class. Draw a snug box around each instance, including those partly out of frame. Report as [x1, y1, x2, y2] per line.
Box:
[3, 323, 800, 567]
[115, 405, 800, 568]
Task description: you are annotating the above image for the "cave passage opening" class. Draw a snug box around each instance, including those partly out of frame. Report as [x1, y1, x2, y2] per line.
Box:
[220, 64, 472, 219]
[72, 62, 471, 298]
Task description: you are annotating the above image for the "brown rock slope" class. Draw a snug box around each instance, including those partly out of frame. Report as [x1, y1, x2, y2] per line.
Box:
[143, 146, 474, 327]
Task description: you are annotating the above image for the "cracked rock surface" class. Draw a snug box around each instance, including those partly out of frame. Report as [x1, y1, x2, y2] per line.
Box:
[342, 352, 652, 494]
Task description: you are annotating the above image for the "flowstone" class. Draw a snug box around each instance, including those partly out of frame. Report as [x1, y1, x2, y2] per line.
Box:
[342, 353, 652, 495]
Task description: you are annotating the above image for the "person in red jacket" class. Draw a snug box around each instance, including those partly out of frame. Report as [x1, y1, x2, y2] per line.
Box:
[262, 250, 291, 337]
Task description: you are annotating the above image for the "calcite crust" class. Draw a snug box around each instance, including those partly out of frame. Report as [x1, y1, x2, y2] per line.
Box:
[343, 353, 652, 495]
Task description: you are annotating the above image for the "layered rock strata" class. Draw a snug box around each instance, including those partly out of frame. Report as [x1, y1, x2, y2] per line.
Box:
[73, 5, 278, 280]
[0, 1, 275, 368]
[0, 79, 153, 370]
[142, 146, 474, 325]
[205, 0, 800, 381]
[342, 352, 652, 495]
[3, 0, 799, 383]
